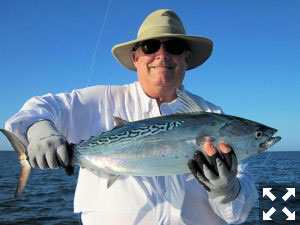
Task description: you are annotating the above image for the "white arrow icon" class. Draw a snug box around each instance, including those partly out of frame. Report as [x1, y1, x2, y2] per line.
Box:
[263, 188, 276, 201]
[282, 188, 295, 201]
[282, 207, 295, 220]
[263, 207, 276, 220]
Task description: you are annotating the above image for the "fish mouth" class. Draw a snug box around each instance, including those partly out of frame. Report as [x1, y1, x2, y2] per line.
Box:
[259, 136, 281, 150]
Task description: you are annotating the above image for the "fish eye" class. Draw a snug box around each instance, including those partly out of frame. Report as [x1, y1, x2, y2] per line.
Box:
[255, 130, 263, 139]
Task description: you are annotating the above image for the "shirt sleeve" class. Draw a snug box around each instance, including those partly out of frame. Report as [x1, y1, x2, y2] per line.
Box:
[5, 92, 73, 145]
[208, 163, 258, 224]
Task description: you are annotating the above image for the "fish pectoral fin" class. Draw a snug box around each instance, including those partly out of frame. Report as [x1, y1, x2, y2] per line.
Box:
[107, 174, 119, 189]
[113, 116, 129, 127]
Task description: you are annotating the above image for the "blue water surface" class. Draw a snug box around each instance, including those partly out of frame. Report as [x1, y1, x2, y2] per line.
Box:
[0, 151, 79, 225]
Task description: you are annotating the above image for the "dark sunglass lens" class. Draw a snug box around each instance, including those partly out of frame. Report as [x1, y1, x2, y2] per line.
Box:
[165, 39, 186, 55]
[141, 39, 161, 54]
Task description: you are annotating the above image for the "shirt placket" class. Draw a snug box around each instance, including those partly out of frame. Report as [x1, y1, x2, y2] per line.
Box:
[153, 176, 171, 225]
[145, 99, 171, 224]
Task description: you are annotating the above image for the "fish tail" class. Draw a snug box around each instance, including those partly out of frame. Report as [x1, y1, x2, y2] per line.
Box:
[0, 129, 31, 199]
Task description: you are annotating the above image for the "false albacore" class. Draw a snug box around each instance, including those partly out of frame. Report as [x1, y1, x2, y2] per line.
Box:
[1, 89, 281, 198]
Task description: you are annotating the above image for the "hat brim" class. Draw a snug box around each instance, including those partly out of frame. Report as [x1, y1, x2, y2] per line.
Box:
[112, 34, 213, 71]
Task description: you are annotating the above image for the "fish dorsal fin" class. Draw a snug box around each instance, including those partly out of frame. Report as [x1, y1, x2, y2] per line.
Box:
[175, 88, 204, 113]
[113, 116, 129, 127]
[107, 174, 119, 188]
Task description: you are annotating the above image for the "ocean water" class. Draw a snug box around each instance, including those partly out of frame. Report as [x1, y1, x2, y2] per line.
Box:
[0, 151, 79, 225]
[0, 151, 299, 225]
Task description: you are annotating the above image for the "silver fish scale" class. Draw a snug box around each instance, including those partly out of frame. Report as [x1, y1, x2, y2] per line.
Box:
[77, 120, 184, 150]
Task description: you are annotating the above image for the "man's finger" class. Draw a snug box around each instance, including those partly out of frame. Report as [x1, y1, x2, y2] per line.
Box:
[207, 152, 222, 176]
[188, 159, 198, 177]
[231, 153, 238, 174]
[203, 164, 217, 181]
[57, 145, 69, 167]
[203, 138, 223, 175]
[216, 158, 229, 178]
[194, 151, 209, 170]
[218, 142, 234, 170]
[203, 137, 217, 156]
[196, 171, 211, 192]
[46, 151, 59, 169]
[188, 159, 209, 182]
[188, 160, 211, 191]
[29, 157, 38, 168]
[218, 141, 232, 154]
[36, 154, 48, 169]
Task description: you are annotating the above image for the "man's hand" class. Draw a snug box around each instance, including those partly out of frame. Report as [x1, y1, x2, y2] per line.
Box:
[27, 120, 69, 169]
[188, 138, 240, 203]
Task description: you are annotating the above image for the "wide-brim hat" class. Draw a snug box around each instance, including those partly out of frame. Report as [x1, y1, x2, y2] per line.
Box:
[112, 9, 213, 71]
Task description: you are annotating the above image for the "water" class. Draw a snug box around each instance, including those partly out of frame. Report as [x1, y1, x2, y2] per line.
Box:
[243, 150, 300, 225]
[0, 151, 79, 225]
[0, 151, 299, 224]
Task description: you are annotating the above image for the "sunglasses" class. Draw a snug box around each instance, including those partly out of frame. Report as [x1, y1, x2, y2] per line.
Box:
[133, 38, 187, 55]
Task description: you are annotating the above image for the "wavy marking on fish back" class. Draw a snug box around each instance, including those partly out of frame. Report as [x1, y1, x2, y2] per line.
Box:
[76, 120, 184, 154]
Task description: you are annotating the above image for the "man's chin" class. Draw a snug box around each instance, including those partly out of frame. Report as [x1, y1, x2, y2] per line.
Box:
[150, 69, 174, 78]
[152, 79, 179, 89]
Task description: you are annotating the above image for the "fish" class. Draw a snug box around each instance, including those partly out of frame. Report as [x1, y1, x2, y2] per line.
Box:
[1, 89, 281, 199]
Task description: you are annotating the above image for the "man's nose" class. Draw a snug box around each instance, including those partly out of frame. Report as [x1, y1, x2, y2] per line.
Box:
[155, 43, 170, 59]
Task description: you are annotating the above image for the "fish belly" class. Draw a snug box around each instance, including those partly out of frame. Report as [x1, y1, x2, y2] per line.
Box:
[75, 138, 196, 176]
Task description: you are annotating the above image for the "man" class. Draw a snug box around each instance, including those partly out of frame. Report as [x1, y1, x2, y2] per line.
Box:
[6, 9, 258, 224]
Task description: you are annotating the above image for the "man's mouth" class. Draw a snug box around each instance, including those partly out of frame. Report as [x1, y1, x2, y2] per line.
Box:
[150, 61, 174, 70]
[151, 66, 173, 69]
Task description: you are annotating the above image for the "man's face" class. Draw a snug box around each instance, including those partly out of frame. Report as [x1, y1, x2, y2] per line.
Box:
[131, 38, 191, 92]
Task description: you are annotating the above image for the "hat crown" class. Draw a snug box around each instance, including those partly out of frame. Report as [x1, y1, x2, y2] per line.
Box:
[137, 9, 186, 39]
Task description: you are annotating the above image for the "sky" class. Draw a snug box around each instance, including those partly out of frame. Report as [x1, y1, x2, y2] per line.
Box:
[0, 0, 299, 151]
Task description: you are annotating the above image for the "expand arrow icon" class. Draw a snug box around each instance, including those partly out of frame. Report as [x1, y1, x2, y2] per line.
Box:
[282, 207, 295, 220]
[282, 188, 295, 201]
[263, 207, 276, 220]
[263, 188, 276, 201]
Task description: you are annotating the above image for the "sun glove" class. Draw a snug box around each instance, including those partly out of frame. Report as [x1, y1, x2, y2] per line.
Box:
[188, 150, 240, 204]
[26, 120, 69, 169]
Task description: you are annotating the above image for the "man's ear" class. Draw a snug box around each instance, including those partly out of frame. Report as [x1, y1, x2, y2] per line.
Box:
[131, 51, 138, 67]
[185, 51, 192, 65]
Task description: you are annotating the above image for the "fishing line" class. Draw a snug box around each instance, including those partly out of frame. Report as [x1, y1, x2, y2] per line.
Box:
[253, 150, 273, 183]
[85, 0, 112, 87]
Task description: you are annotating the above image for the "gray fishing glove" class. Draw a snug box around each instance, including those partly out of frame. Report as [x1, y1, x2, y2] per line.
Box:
[188, 149, 240, 204]
[27, 120, 69, 169]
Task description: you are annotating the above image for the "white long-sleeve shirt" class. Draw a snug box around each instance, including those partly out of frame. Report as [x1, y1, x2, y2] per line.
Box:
[5, 81, 258, 225]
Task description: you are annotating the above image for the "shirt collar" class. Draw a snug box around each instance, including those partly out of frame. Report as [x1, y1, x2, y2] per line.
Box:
[160, 85, 186, 115]
[135, 81, 158, 113]
[135, 81, 186, 115]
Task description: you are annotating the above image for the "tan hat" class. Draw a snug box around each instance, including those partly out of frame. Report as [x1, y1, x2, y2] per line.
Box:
[112, 9, 213, 71]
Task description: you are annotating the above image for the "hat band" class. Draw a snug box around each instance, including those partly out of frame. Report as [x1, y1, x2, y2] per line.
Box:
[138, 26, 186, 39]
